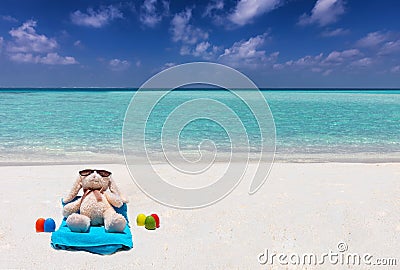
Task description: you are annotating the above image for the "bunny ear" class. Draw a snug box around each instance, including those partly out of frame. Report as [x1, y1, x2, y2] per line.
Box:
[109, 176, 129, 203]
[63, 175, 82, 203]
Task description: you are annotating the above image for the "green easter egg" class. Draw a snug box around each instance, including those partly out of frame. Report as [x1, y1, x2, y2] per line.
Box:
[145, 216, 156, 230]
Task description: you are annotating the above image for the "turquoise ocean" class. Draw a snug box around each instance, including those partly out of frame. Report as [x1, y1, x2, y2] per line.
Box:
[0, 89, 399, 163]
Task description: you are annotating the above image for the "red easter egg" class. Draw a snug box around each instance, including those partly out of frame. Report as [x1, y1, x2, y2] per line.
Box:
[35, 218, 45, 232]
[151, 214, 160, 228]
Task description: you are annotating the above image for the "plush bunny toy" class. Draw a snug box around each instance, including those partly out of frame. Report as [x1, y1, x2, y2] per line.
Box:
[62, 169, 128, 233]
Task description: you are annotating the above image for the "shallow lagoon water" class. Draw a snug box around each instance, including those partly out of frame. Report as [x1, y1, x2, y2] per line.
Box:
[0, 89, 399, 163]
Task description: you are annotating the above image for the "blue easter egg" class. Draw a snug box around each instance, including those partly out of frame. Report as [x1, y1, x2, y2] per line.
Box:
[44, 218, 56, 232]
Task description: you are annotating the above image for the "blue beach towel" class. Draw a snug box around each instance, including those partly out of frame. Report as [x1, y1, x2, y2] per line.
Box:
[51, 197, 133, 255]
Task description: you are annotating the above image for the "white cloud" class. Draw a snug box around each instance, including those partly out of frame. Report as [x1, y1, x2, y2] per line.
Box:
[203, 0, 224, 18]
[6, 20, 77, 65]
[9, 53, 38, 63]
[350, 57, 372, 67]
[140, 0, 169, 27]
[7, 20, 57, 53]
[274, 48, 367, 74]
[391, 65, 400, 73]
[158, 62, 177, 71]
[163, 62, 176, 68]
[179, 46, 190, 55]
[355, 31, 400, 56]
[218, 33, 277, 68]
[193, 41, 211, 56]
[228, 0, 281, 26]
[321, 28, 349, 37]
[171, 9, 208, 45]
[298, 0, 345, 27]
[109, 58, 130, 71]
[310, 67, 333, 76]
[0, 36, 3, 51]
[170, 8, 217, 59]
[356, 31, 391, 48]
[324, 49, 360, 63]
[40, 53, 78, 65]
[71, 5, 123, 28]
[179, 41, 220, 59]
[73, 40, 83, 48]
[322, 69, 333, 76]
[272, 63, 284, 70]
[181, 41, 221, 59]
[136, 60, 141, 67]
[1, 15, 18, 23]
[283, 53, 324, 68]
[379, 40, 400, 55]
[9, 52, 77, 65]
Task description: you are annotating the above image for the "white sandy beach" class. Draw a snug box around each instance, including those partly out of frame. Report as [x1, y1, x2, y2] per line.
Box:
[0, 162, 399, 269]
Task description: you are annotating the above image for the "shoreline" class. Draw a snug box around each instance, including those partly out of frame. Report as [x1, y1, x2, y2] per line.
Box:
[1, 160, 400, 167]
[1, 87, 400, 91]
[1, 152, 399, 166]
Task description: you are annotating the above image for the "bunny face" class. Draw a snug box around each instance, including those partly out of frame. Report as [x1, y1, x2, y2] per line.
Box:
[63, 169, 128, 205]
[80, 171, 110, 191]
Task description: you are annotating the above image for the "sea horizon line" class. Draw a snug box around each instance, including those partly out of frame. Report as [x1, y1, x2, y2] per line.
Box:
[1, 87, 400, 91]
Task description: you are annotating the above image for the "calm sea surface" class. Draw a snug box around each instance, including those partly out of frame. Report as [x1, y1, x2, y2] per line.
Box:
[0, 89, 399, 163]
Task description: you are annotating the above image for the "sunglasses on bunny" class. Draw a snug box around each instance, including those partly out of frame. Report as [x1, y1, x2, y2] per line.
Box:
[79, 169, 112, 177]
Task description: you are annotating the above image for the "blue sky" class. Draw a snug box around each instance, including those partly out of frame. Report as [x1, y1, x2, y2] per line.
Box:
[0, 0, 399, 88]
